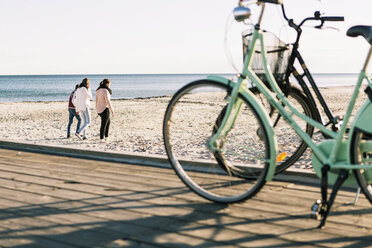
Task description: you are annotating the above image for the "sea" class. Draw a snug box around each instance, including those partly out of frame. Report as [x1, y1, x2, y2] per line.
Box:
[0, 73, 360, 102]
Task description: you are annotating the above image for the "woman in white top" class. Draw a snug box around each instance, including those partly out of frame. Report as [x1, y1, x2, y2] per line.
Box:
[96, 79, 115, 140]
[73, 78, 92, 140]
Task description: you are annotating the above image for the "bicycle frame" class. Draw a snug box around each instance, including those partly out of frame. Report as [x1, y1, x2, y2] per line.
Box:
[281, 5, 344, 130]
[208, 19, 372, 183]
[287, 49, 334, 126]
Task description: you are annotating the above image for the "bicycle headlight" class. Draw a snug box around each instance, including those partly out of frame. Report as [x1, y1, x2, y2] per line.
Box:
[233, 6, 252, 22]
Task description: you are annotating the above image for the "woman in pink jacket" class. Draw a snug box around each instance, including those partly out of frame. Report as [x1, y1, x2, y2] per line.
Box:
[96, 79, 115, 141]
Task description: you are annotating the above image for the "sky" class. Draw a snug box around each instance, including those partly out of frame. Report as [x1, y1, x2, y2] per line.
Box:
[0, 0, 370, 75]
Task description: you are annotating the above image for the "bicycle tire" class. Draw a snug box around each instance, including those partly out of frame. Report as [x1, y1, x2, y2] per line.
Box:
[349, 128, 372, 203]
[163, 79, 273, 203]
[250, 84, 316, 174]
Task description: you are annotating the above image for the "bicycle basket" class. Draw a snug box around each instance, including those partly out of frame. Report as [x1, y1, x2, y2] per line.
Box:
[242, 30, 291, 85]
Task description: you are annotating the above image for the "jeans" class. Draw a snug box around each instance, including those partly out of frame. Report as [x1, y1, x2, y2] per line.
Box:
[67, 108, 81, 136]
[76, 107, 91, 138]
[98, 108, 111, 139]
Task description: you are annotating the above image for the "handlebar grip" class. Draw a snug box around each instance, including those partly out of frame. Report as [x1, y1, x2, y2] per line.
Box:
[257, 0, 283, 4]
[322, 16, 344, 22]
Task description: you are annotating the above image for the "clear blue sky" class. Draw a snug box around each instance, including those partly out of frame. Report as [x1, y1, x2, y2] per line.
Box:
[0, 0, 370, 75]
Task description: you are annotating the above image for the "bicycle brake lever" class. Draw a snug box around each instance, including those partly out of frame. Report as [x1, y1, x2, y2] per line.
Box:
[315, 19, 325, 29]
[314, 25, 340, 32]
[323, 26, 340, 32]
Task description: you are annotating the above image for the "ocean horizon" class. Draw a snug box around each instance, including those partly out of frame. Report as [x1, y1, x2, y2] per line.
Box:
[0, 73, 360, 102]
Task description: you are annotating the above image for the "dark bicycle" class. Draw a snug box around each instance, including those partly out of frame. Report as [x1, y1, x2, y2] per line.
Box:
[251, 5, 346, 174]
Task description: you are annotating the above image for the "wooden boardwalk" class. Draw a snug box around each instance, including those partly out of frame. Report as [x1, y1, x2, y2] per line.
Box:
[0, 148, 371, 248]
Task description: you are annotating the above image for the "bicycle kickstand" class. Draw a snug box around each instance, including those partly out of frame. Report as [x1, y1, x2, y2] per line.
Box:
[352, 187, 361, 205]
[311, 166, 348, 229]
[344, 187, 361, 206]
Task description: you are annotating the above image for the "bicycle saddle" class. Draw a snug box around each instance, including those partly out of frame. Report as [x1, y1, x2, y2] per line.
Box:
[347, 25, 372, 45]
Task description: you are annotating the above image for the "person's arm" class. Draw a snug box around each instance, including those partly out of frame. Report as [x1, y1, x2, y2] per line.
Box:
[73, 91, 79, 114]
[72, 90, 78, 108]
[95, 91, 98, 111]
[81, 87, 92, 100]
[105, 90, 115, 117]
[88, 88, 92, 100]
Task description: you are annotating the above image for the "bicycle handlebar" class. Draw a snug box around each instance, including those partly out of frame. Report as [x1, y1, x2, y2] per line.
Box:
[238, 0, 282, 6]
[257, 0, 283, 4]
[279, 6, 345, 44]
[286, 10, 344, 30]
[321, 16, 344, 22]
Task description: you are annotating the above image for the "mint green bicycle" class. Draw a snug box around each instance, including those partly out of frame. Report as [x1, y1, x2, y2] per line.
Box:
[163, 0, 372, 228]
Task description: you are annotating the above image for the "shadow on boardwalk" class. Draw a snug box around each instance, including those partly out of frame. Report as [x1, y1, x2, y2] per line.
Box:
[1, 187, 372, 248]
[0, 148, 371, 247]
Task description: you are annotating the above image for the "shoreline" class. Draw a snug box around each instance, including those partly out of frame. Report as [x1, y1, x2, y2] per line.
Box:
[0, 82, 364, 104]
[0, 95, 172, 104]
[0, 86, 368, 170]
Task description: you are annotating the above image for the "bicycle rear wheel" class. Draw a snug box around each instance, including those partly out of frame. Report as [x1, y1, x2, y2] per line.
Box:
[251, 84, 315, 173]
[350, 128, 372, 203]
[163, 80, 272, 203]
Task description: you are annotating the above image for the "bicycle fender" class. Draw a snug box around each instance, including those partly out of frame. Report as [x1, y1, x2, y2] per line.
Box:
[207, 75, 278, 181]
[350, 99, 372, 135]
[347, 99, 372, 163]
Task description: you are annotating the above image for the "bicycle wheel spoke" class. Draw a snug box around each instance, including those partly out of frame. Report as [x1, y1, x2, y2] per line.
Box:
[221, 141, 267, 161]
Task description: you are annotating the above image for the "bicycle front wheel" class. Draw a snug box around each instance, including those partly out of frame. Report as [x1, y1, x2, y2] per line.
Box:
[163, 80, 272, 203]
[350, 128, 372, 203]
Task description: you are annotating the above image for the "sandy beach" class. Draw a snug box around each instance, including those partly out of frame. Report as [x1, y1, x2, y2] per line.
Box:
[0, 86, 368, 170]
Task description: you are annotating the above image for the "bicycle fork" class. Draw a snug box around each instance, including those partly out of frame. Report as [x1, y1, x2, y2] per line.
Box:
[208, 78, 247, 153]
[208, 97, 244, 153]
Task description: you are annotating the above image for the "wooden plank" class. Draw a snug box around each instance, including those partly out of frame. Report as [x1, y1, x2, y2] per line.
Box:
[0, 148, 362, 200]
[0, 184, 292, 248]
[0, 155, 370, 227]
[0, 148, 371, 247]
[0, 161, 369, 238]
[0, 151, 363, 207]
[0, 187, 236, 247]
[0, 166, 293, 247]
[0, 158, 370, 231]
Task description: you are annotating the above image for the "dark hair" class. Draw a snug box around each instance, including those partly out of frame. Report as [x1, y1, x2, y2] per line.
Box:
[80, 78, 90, 88]
[74, 84, 79, 90]
[96, 79, 112, 94]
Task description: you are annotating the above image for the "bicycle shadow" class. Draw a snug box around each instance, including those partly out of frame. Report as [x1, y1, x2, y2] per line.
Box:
[0, 185, 371, 247]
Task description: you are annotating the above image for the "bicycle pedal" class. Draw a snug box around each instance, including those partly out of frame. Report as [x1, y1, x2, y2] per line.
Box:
[310, 200, 323, 220]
